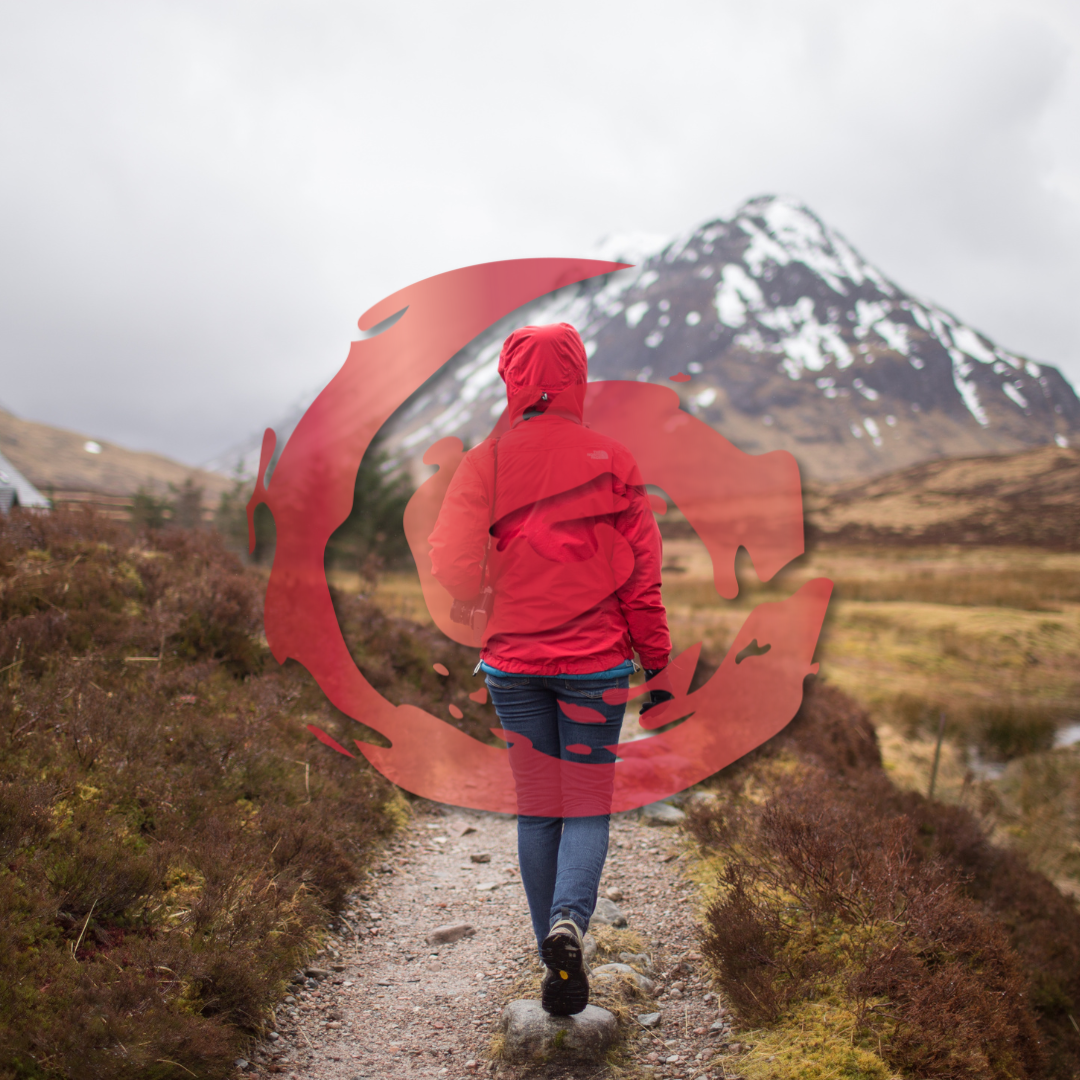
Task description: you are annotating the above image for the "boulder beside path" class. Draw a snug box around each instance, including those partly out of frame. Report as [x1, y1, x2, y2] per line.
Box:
[589, 896, 628, 928]
[640, 800, 687, 825]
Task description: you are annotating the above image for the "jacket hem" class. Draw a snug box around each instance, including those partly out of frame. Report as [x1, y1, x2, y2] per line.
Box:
[479, 650, 630, 676]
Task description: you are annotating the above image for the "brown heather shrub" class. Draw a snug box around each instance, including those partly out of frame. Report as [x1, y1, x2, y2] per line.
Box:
[0, 507, 431, 1080]
[331, 589, 503, 748]
[687, 682, 1080, 1080]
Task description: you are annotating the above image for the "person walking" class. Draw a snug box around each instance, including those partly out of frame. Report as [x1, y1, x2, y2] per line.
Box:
[428, 322, 672, 1016]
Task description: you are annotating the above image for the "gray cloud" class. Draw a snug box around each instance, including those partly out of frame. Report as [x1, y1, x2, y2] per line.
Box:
[1, 0, 1077, 464]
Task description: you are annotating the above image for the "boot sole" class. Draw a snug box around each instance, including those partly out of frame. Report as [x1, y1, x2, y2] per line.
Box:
[540, 931, 589, 1016]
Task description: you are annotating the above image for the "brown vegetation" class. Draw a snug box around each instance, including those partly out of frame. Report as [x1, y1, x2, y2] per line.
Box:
[0, 508, 410, 1080]
[687, 682, 1080, 1080]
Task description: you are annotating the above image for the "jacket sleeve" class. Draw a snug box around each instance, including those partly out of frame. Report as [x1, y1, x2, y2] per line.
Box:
[612, 478, 672, 669]
[427, 451, 492, 601]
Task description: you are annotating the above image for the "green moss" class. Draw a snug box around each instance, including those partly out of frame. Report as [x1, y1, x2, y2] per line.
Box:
[741, 1001, 892, 1080]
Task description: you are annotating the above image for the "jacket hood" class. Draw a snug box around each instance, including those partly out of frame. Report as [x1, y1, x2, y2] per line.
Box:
[498, 323, 587, 426]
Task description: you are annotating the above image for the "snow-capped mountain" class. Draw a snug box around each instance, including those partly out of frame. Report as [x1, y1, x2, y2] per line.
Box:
[379, 195, 1080, 482]
[214, 196, 1080, 483]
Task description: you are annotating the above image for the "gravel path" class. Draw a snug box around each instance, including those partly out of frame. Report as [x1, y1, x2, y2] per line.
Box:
[243, 804, 739, 1080]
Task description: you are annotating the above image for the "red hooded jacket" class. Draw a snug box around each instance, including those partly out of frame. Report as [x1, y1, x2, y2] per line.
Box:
[427, 323, 672, 674]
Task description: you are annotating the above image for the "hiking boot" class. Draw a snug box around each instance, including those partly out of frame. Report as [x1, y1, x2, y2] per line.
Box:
[540, 916, 589, 1016]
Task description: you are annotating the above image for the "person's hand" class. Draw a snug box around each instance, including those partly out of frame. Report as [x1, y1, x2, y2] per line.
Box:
[638, 667, 674, 715]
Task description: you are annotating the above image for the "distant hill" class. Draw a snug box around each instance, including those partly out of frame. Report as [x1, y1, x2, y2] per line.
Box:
[804, 445, 1080, 548]
[363, 195, 1078, 482]
[0, 406, 233, 512]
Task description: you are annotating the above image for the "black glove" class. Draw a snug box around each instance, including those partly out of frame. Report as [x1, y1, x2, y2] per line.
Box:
[638, 667, 674, 715]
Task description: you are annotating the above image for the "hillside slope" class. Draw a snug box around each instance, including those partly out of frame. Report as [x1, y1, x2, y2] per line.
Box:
[0, 406, 233, 502]
[805, 444, 1080, 547]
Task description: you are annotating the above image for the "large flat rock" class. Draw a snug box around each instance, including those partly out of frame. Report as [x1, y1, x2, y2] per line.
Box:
[500, 999, 617, 1062]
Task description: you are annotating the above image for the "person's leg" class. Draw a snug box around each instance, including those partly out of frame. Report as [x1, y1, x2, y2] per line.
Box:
[548, 675, 627, 936]
[484, 674, 562, 953]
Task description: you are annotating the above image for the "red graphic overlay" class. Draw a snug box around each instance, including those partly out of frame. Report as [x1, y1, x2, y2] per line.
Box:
[248, 259, 832, 814]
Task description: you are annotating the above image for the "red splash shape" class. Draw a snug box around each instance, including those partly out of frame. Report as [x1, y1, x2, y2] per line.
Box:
[670, 372, 691, 382]
[448, 704, 464, 720]
[433, 663, 450, 676]
[560, 702, 609, 725]
[468, 687, 488, 705]
[565, 744, 592, 755]
[251, 258, 832, 815]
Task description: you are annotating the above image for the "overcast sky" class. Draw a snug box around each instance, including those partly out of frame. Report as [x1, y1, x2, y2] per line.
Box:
[2, 0, 1078, 466]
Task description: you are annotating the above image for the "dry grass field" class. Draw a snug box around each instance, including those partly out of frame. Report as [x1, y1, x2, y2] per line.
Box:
[666, 538, 1080, 899]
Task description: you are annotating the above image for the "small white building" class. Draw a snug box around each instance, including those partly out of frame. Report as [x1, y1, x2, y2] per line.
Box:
[0, 449, 50, 513]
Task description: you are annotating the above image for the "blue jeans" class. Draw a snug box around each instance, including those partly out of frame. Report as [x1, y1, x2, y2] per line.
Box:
[485, 672, 627, 953]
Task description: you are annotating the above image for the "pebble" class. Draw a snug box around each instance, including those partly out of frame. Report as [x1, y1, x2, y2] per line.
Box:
[470, 852, 491, 863]
[638, 1012, 662, 1028]
[476, 880, 501, 891]
[304, 966, 332, 980]
[425, 922, 476, 945]
[605, 886, 624, 901]
[583, 932, 597, 962]
[619, 950, 655, 973]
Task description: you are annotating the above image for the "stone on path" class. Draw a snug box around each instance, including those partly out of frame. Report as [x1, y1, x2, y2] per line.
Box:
[589, 896, 627, 928]
[425, 922, 476, 945]
[500, 999, 616, 1062]
[591, 962, 656, 995]
[640, 800, 687, 825]
[604, 886, 624, 901]
[637, 1011, 662, 1028]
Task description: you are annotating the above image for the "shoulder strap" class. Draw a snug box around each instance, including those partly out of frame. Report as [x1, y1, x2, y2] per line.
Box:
[477, 437, 499, 591]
